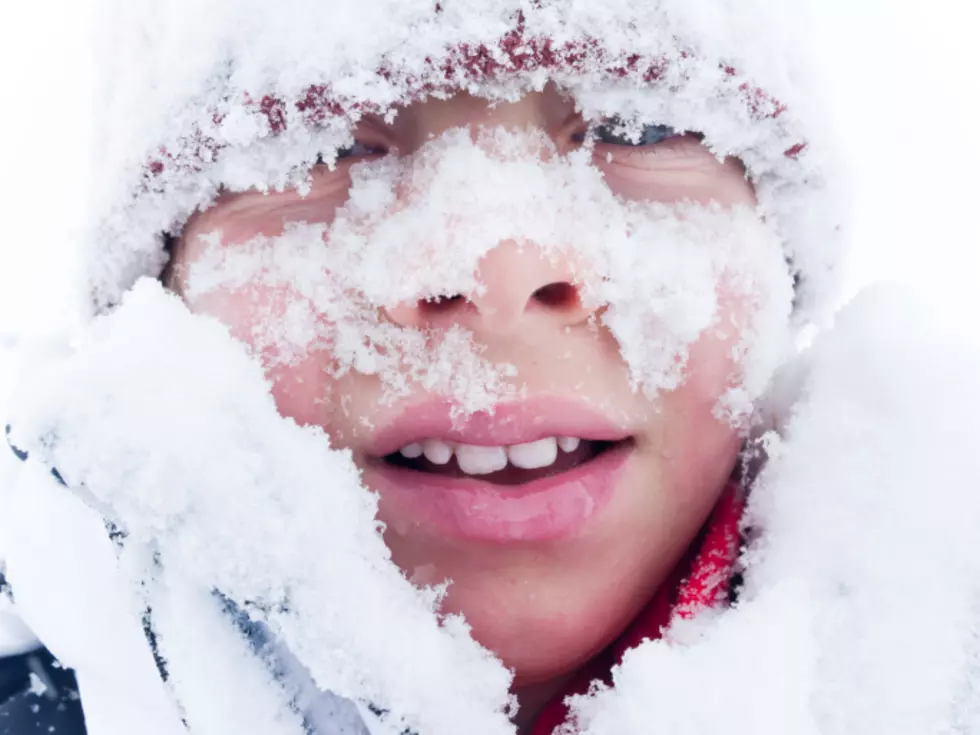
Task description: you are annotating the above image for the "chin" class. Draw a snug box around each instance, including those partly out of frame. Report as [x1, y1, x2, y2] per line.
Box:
[459, 593, 623, 685]
[430, 546, 657, 684]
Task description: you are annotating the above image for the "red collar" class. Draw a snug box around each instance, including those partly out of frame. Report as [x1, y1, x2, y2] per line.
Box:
[530, 484, 744, 735]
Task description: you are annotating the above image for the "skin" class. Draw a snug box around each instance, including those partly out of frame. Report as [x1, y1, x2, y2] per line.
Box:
[167, 86, 759, 731]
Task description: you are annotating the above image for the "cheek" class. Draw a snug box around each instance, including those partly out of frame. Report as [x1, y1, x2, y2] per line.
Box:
[602, 157, 756, 207]
[643, 337, 743, 545]
[182, 285, 339, 427]
[686, 284, 757, 397]
[652, 286, 751, 465]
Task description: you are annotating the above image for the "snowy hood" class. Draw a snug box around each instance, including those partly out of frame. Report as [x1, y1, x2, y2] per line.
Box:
[83, 0, 845, 324]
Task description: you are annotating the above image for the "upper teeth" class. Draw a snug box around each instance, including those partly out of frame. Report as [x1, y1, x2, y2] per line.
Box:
[421, 438, 453, 466]
[399, 436, 583, 475]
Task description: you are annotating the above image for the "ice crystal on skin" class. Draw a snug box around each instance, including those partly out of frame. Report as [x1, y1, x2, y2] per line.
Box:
[587, 203, 793, 415]
[184, 224, 519, 415]
[187, 129, 792, 414]
[563, 286, 980, 735]
[3, 281, 516, 735]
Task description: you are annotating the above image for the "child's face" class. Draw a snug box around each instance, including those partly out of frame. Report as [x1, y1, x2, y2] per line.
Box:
[169, 88, 759, 690]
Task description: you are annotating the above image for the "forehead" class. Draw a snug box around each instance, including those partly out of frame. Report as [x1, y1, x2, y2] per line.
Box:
[387, 86, 576, 139]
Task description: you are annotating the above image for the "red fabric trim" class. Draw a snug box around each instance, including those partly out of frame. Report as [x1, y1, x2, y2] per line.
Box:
[143, 17, 799, 183]
[530, 483, 744, 735]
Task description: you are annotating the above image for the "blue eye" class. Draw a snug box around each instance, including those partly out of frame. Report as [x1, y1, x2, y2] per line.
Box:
[592, 121, 681, 147]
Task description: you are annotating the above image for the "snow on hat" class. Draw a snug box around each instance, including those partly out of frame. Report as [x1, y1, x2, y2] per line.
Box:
[85, 0, 844, 323]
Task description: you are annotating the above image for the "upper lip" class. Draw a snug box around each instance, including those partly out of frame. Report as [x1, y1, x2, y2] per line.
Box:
[367, 397, 633, 458]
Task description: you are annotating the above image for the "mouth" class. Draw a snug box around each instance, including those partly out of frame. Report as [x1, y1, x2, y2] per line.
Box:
[361, 399, 635, 543]
[379, 436, 630, 485]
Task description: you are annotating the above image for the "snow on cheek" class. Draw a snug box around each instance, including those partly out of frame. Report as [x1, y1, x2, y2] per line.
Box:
[715, 233, 795, 419]
[184, 221, 518, 415]
[593, 204, 793, 415]
[184, 280, 323, 371]
[593, 208, 720, 398]
[184, 284, 334, 425]
[182, 229, 328, 365]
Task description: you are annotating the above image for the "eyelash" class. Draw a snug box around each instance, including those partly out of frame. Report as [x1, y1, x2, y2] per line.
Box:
[595, 122, 678, 147]
[315, 142, 388, 166]
[578, 120, 693, 148]
[315, 123, 697, 167]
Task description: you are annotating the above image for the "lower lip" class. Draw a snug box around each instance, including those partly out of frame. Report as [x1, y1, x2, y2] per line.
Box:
[363, 443, 632, 543]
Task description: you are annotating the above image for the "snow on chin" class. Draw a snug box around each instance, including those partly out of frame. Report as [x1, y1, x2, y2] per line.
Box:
[563, 286, 980, 734]
[5, 280, 516, 735]
[187, 128, 793, 417]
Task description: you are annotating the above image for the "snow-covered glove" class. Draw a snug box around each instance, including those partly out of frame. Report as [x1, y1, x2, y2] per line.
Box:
[0, 280, 515, 735]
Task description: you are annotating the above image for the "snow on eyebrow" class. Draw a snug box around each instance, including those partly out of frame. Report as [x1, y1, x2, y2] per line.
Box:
[186, 128, 793, 415]
[4, 281, 516, 735]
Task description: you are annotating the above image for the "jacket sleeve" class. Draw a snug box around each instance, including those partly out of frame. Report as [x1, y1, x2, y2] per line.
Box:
[0, 647, 87, 735]
[0, 436, 87, 733]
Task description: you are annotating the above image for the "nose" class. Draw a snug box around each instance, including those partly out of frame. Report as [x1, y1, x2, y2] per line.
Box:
[383, 243, 596, 336]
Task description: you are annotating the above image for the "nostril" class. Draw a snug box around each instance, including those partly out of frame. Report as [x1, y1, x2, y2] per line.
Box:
[420, 294, 468, 315]
[532, 282, 579, 310]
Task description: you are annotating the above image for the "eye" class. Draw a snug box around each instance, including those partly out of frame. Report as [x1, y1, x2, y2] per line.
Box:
[590, 120, 684, 147]
[337, 141, 388, 159]
[315, 141, 388, 166]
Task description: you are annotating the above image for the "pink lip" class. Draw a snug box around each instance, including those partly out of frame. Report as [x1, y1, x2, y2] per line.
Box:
[362, 399, 634, 543]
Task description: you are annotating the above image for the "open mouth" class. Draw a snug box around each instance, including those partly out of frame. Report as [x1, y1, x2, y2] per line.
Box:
[364, 400, 636, 541]
[380, 437, 632, 486]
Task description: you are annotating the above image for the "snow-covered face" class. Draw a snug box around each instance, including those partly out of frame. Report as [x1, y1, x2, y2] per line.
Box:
[168, 87, 789, 695]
